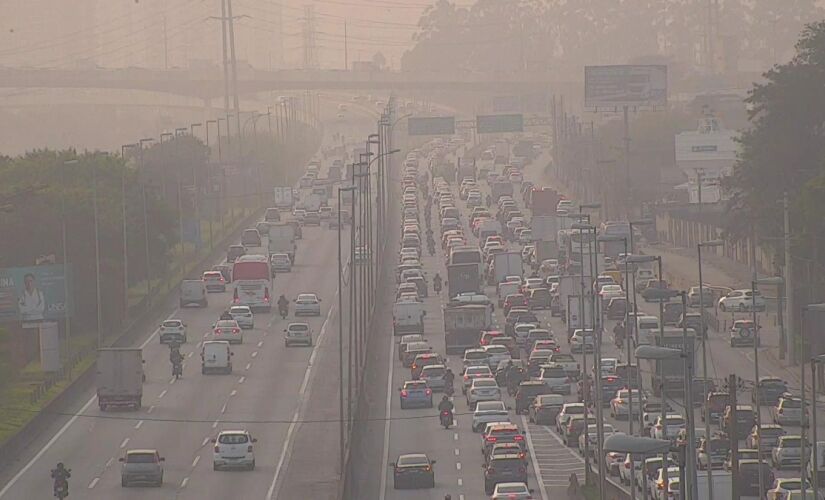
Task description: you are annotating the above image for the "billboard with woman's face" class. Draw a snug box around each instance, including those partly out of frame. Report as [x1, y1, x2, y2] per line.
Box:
[0, 265, 71, 323]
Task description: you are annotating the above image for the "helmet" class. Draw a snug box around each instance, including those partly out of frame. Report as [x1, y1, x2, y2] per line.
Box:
[442, 395, 449, 401]
[56, 462, 65, 469]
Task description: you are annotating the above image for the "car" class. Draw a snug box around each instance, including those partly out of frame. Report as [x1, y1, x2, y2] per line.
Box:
[227, 244, 246, 263]
[212, 263, 233, 283]
[652, 414, 686, 441]
[570, 329, 595, 353]
[737, 459, 776, 496]
[605, 451, 626, 477]
[212, 430, 257, 470]
[528, 394, 565, 425]
[730, 319, 761, 347]
[491, 481, 533, 499]
[319, 206, 333, 219]
[703, 391, 730, 423]
[537, 365, 571, 395]
[515, 380, 553, 414]
[767, 478, 809, 500]
[753, 376, 789, 406]
[213, 319, 243, 344]
[159, 319, 187, 344]
[264, 207, 282, 223]
[391, 453, 436, 489]
[723, 404, 756, 440]
[599, 284, 624, 302]
[294, 293, 321, 316]
[229, 305, 254, 329]
[687, 285, 715, 307]
[241, 228, 261, 247]
[484, 454, 529, 494]
[635, 457, 674, 494]
[578, 423, 616, 457]
[402, 342, 433, 368]
[556, 403, 587, 433]
[202, 271, 227, 292]
[606, 297, 627, 320]
[284, 322, 312, 347]
[772, 395, 806, 425]
[678, 311, 709, 338]
[481, 422, 526, 458]
[304, 212, 321, 226]
[397, 334, 425, 361]
[419, 364, 448, 392]
[562, 415, 596, 447]
[620, 453, 643, 486]
[719, 288, 766, 312]
[640, 279, 672, 302]
[746, 423, 787, 456]
[772, 435, 804, 469]
[270, 253, 292, 273]
[120, 449, 164, 487]
[725, 448, 759, 470]
[466, 378, 502, 409]
[527, 288, 552, 310]
[610, 389, 645, 419]
[483, 345, 512, 370]
[410, 352, 444, 380]
[463, 348, 491, 370]
[697, 436, 730, 470]
[399, 380, 433, 409]
[472, 400, 510, 432]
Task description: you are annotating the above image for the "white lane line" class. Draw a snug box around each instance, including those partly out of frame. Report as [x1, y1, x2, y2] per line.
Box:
[459, 495, 465, 500]
[523, 419, 551, 500]
[202, 437, 210, 446]
[168, 377, 176, 384]
[158, 389, 167, 399]
[257, 340, 264, 347]
[239, 376, 246, 384]
[456, 462, 461, 470]
[147, 405, 155, 414]
[0, 308, 178, 498]
[245, 362, 251, 370]
[251, 351, 258, 358]
[378, 307, 397, 500]
[457, 478, 463, 486]
[87, 477, 99, 489]
[454, 433, 458, 441]
[188, 351, 194, 358]
[212, 420, 219, 429]
[192, 455, 201, 468]
[105, 457, 114, 467]
[454, 448, 459, 456]
[221, 403, 228, 414]
[134, 420, 143, 429]
[120, 437, 130, 449]
[266, 290, 339, 500]
[181, 477, 189, 488]
[230, 389, 237, 396]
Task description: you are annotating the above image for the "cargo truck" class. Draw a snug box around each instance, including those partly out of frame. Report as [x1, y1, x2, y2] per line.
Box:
[531, 215, 558, 242]
[644, 328, 696, 396]
[443, 303, 492, 354]
[97, 348, 143, 411]
[273, 186, 294, 210]
[447, 263, 481, 299]
[566, 295, 595, 336]
[491, 252, 523, 285]
[267, 223, 297, 262]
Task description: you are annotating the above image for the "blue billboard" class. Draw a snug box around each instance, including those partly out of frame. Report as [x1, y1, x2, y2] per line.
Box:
[0, 265, 72, 323]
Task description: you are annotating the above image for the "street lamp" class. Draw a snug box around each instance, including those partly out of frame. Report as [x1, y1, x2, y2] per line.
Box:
[61, 159, 78, 359]
[604, 433, 672, 500]
[800, 303, 825, 500]
[337, 185, 357, 479]
[628, 219, 654, 255]
[697, 238, 724, 500]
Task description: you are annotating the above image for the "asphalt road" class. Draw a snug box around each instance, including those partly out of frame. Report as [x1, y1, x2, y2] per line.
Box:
[0, 98, 382, 500]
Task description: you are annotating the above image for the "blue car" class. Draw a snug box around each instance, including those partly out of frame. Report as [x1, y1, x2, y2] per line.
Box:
[399, 380, 433, 409]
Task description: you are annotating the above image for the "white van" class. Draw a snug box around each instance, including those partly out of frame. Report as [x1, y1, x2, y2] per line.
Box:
[636, 268, 656, 283]
[201, 341, 233, 374]
[636, 315, 660, 345]
[180, 280, 207, 308]
[392, 300, 426, 336]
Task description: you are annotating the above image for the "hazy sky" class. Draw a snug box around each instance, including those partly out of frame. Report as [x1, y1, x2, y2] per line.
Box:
[0, 0, 463, 70]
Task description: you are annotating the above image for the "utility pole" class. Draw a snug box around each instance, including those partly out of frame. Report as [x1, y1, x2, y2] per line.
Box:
[783, 191, 793, 362]
[226, 0, 241, 138]
[622, 105, 631, 218]
[220, 0, 230, 114]
[302, 5, 318, 69]
[162, 16, 169, 70]
[728, 374, 740, 500]
[344, 20, 348, 70]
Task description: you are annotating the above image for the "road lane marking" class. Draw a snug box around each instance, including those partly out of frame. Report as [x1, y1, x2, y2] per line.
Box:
[105, 457, 114, 467]
[457, 478, 463, 486]
[169, 377, 176, 384]
[158, 389, 167, 399]
[0, 308, 179, 498]
[456, 462, 461, 470]
[188, 351, 194, 358]
[522, 417, 550, 500]
[221, 402, 228, 414]
[257, 340, 264, 347]
[181, 477, 189, 488]
[378, 304, 397, 500]
[252, 351, 258, 358]
[245, 362, 252, 370]
[455, 448, 459, 456]
[88, 477, 99, 489]
[212, 420, 219, 429]
[192, 455, 200, 468]
[202, 437, 210, 446]
[459, 495, 465, 500]
[266, 289, 339, 500]
[120, 437, 130, 449]
[134, 420, 143, 429]
[454, 433, 458, 441]
[147, 405, 155, 414]
[239, 376, 246, 384]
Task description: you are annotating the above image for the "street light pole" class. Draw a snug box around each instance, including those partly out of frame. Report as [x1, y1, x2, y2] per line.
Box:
[120, 144, 138, 322]
[338, 185, 356, 479]
[92, 162, 103, 347]
[61, 159, 78, 359]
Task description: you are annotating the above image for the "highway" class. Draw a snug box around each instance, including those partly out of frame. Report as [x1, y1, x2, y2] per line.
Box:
[0, 98, 380, 500]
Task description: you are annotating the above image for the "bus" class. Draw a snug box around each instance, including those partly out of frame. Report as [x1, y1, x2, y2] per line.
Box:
[449, 246, 483, 276]
[232, 255, 272, 312]
[568, 228, 596, 263]
[600, 221, 631, 258]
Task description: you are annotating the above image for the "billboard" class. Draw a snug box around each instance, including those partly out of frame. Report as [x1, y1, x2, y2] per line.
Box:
[476, 114, 524, 134]
[584, 65, 667, 108]
[0, 265, 72, 323]
[407, 116, 456, 136]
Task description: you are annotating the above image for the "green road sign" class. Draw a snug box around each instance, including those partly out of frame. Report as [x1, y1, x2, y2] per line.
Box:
[476, 114, 524, 134]
[407, 116, 456, 136]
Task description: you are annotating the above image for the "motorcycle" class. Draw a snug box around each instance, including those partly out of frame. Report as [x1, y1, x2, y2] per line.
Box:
[278, 304, 288, 320]
[433, 280, 442, 295]
[172, 361, 182, 379]
[53, 475, 70, 499]
[443, 381, 454, 397]
[439, 410, 453, 429]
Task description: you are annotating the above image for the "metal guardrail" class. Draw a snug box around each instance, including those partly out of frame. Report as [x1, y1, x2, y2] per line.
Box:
[28, 345, 95, 405]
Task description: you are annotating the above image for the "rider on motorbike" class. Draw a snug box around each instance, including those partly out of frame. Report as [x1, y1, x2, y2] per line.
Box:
[51, 462, 71, 496]
[443, 368, 455, 393]
[277, 294, 289, 316]
[437, 395, 454, 425]
[433, 273, 443, 294]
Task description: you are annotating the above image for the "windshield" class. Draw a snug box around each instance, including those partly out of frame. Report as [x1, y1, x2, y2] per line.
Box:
[218, 434, 249, 444]
[126, 453, 157, 463]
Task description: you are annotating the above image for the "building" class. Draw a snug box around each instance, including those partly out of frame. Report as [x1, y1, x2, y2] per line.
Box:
[674, 112, 737, 204]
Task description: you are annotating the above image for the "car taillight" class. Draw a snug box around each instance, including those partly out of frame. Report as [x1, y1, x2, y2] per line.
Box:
[464, 375, 470, 380]
[568, 424, 575, 432]
[778, 409, 783, 414]
[624, 461, 631, 468]
[233, 328, 240, 334]
[514, 435, 524, 442]
[486, 467, 495, 475]
[656, 424, 663, 430]
[400, 390, 408, 397]
[214, 446, 220, 453]
[264, 289, 270, 302]
[247, 445, 253, 452]
[658, 481, 665, 490]
[424, 465, 431, 471]
[425, 389, 432, 395]
[616, 399, 624, 404]
[486, 436, 497, 443]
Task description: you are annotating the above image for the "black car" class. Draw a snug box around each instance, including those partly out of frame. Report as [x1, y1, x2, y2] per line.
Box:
[505, 311, 539, 336]
[391, 453, 436, 489]
[606, 297, 627, 320]
[600, 376, 625, 407]
[515, 380, 552, 414]
[678, 312, 708, 338]
[483, 454, 528, 494]
[752, 377, 788, 406]
[736, 459, 775, 495]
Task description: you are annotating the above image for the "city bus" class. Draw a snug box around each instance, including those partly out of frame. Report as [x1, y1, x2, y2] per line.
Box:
[232, 254, 272, 312]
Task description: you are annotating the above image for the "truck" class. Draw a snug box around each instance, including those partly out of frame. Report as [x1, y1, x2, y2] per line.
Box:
[556, 275, 580, 315]
[531, 215, 558, 242]
[491, 252, 523, 285]
[534, 240, 559, 263]
[273, 186, 294, 210]
[456, 158, 476, 183]
[491, 181, 514, 202]
[530, 187, 562, 216]
[96, 348, 143, 410]
[493, 140, 510, 165]
[443, 304, 492, 354]
[328, 164, 342, 182]
[645, 328, 697, 396]
[267, 223, 297, 262]
[447, 263, 481, 299]
[566, 295, 595, 335]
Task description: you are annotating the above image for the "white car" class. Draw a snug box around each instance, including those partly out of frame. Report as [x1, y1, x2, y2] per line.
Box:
[213, 319, 243, 344]
[212, 430, 256, 470]
[491, 482, 533, 499]
[772, 435, 803, 469]
[620, 453, 642, 486]
[462, 365, 493, 394]
[483, 345, 512, 370]
[472, 400, 510, 432]
[610, 389, 645, 419]
[718, 289, 766, 312]
[229, 306, 254, 329]
[463, 348, 490, 370]
[270, 253, 292, 272]
[599, 284, 624, 302]
[159, 319, 187, 344]
[578, 424, 616, 457]
[284, 322, 313, 347]
[517, 229, 533, 244]
[466, 378, 501, 409]
[570, 329, 595, 353]
[652, 414, 686, 441]
[538, 364, 571, 395]
[294, 293, 321, 316]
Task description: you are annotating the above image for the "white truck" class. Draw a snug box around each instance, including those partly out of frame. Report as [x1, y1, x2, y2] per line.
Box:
[556, 275, 580, 315]
[96, 348, 143, 411]
[566, 295, 595, 335]
[392, 300, 426, 336]
[267, 223, 297, 263]
[443, 303, 492, 354]
[531, 215, 558, 242]
[304, 193, 323, 213]
[273, 186, 294, 210]
[491, 252, 523, 285]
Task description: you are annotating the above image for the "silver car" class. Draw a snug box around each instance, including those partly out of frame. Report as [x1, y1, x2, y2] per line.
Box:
[472, 400, 511, 432]
[229, 306, 254, 329]
[120, 449, 164, 487]
[419, 364, 447, 392]
[294, 293, 321, 316]
[284, 322, 313, 347]
[270, 253, 292, 272]
[491, 482, 533, 499]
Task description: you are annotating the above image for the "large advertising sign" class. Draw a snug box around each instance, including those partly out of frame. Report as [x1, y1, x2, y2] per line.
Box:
[407, 116, 456, 136]
[0, 265, 72, 323]
[584, 65, 668, 108]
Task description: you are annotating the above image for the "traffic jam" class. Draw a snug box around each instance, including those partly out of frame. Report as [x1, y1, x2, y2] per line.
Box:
[386, 135, 822, 500]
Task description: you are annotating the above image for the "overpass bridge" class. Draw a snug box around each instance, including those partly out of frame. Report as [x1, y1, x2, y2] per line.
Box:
[0, 67, 566, 100]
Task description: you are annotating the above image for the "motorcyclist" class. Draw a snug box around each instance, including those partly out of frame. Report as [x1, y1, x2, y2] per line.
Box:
[443, 368, 455, 392]
[277, 294, 289, 316]
[438, 395, 454, 414]
[485, 194, 492, 207]
[170, 345, 183, 374]
[219, 309, 233, 321]
[428, 240, 436, 257]
[432, 273, 442, 294]
[51, 462, 70, 495]
[613, 321, 626, 348]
